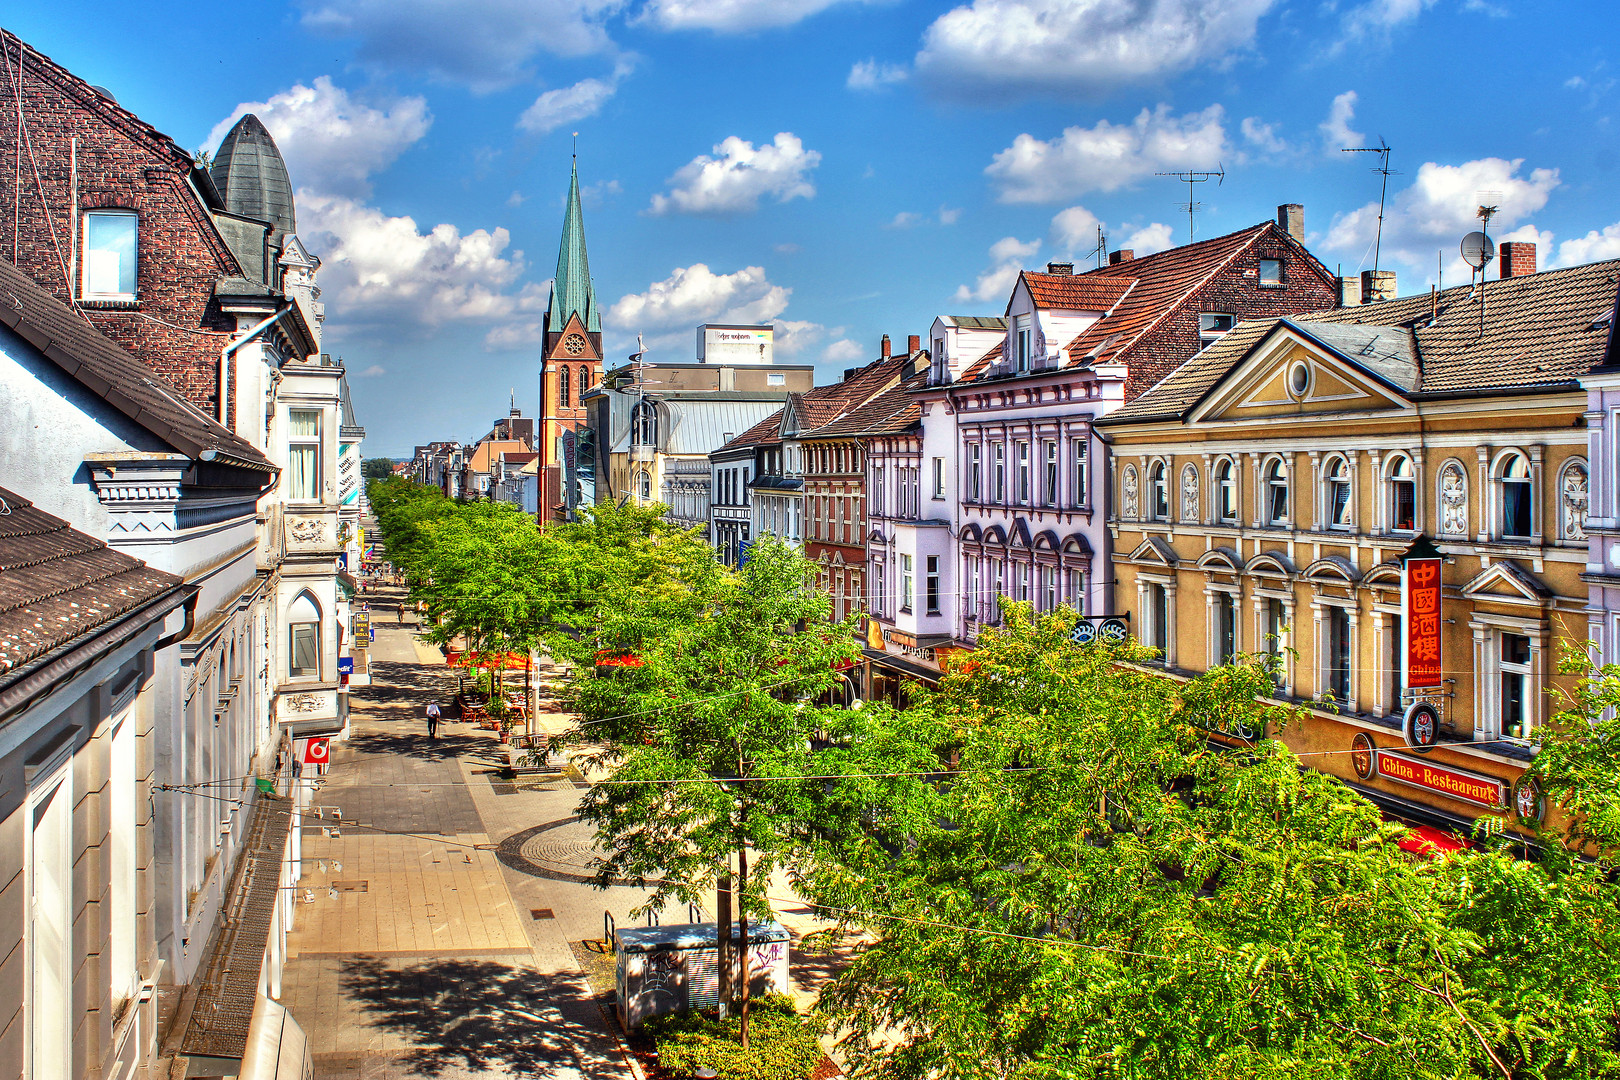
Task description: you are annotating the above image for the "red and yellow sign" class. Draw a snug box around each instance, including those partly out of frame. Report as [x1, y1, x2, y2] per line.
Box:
[1404, 557, 1443, 690]
[1376, 751, 1505, 809]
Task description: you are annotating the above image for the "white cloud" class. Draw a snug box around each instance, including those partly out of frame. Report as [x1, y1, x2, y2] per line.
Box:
[848, 58, 908, 90]
[649, 133, 821, 215]
[1324, 157, 1561, 271]
[953, 235, 1039, 303]
[887, 211, 922, 229]
[823, 338, 865, 363]
[507, 190, 526, 207]
[1049, 206, 1102, 253]
[774, 319, 832, 356]
[358, 364, 388, 376]
[1556, 223, 1620, 268]
[1339, 0, 1435, 41]
[1320, 90, 1364, 152]
[1121, 222, 1175, 255]
[938, 205, 962, 225]
[205, 78, 431, 198]
[915, 0, 1276, 101]
[297, 0, 623, 91]
[518, 58, 635, 135]
[608, 264, 791, 350]
[986, 104, 1226, 204]
[639, 0, 872, 32]
[1240, 115, 1287, 155]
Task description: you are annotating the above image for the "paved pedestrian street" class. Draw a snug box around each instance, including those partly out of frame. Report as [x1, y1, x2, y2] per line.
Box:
[282, 593, 659, 1080]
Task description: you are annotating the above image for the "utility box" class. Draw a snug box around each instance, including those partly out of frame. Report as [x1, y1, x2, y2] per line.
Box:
[613, 920, 791, 1030]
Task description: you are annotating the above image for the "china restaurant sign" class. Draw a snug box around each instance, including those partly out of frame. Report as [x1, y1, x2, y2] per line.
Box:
[1376, 750, 1506, 810]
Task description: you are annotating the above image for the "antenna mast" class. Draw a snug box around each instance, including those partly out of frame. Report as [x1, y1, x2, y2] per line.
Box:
[1087, 224, 1108, 269]
[1155, 167, 1224, 245]
[1342, 139, 1394, 274]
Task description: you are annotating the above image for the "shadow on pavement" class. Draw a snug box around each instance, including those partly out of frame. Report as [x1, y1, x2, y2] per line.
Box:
[346, 730, 503, 764]
[339, 955, 622, 1078]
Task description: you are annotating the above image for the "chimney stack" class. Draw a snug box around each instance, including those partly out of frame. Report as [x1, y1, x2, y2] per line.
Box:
[1361, 269, 1397, 303]
[1045, 261, 1074, 275]
[881, 334, 891, 358]
[1338, 276, 1362, 307]
[907, 334, 920, 354]
[1499, 241, 1537, 279]
[1109, 249, 1134, 265]
[1278, 204, 1305, 242]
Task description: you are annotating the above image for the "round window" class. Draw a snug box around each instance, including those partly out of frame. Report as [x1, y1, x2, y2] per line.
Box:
[1288, 362, 1311, 398]
[564, 333, 587, 355]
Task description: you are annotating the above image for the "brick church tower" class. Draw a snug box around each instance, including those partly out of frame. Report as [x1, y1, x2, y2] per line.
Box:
[539, 158, 602, 518]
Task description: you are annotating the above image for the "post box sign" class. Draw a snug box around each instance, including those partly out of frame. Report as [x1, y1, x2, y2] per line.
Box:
[1404, 557, 1443, 691]
[1375, 750, 1505, 810]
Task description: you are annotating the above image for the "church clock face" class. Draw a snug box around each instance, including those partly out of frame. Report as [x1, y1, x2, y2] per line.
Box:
[563, 333, 587, 356]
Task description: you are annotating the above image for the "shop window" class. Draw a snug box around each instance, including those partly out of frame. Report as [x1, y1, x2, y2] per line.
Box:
[82, 209, 138, 298]
[926, 556, 940, 615]
[288, 591, 321, 678]
[1266, 458, 1289, 526]
[1326, 606, 1351, 703]
[1324, 455, 1352, 529]
[1387, 455, 1416, 531]
[1150, 460, 1169, 521]
[1497, 451, 1533, 539]
[1501, 632, 1533, 740]
[1215, 459, 1236, 523]
[288, 409, 322, 501]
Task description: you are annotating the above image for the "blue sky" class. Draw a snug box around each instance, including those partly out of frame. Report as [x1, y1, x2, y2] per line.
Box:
[11, 1, 1618, 455]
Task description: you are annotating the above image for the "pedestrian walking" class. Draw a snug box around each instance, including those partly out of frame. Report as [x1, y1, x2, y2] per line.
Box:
[426, 700, 441, 739]
[397, 603, 404, 625]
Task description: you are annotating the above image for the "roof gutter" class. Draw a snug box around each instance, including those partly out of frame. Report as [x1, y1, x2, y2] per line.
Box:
[220, 307, 292, 425]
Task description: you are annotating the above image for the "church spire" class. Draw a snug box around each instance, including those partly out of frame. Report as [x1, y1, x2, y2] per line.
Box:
[547, 156, 600, 334]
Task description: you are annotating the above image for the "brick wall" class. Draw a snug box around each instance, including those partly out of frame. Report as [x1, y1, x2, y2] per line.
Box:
[0, 32, 242, 415]
[1120, 225, 1339, 401]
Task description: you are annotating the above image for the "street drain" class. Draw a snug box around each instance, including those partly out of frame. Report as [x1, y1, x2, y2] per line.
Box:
[332, 880, 369, 893]
[531, 908, 556, 920]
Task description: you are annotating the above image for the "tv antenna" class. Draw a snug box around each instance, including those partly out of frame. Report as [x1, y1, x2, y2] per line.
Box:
[1155, 167, 1224, 244]
[1342, 139, 1394, 274]
[1087, 223, 1108, 269]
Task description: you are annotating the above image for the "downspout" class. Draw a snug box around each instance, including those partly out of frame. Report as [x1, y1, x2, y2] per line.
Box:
[220, 307, 293, 426]
[1093, 425, 1116, 619]
[155, 588, 199, 651]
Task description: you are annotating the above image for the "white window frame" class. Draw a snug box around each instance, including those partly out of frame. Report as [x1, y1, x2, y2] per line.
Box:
[1149, 460, 1170, 522]
[1198, 312, 1234, 348]
[900, 554, 914, 613]
[1323, 454, 1353, 530]
[288, 408, 323, 502]
[1215, 457, 1237, 524]
[1016, 441, 1031, 505]
[1492, 448, 1536, 541]
[1385, 453, 1417, 533]
[932, 457, 944, 499]
[992, 442, 1005, 503]
[1070, 437, 1088, 507]
[1265, 456, 1290, 527]
[925, 555, 941, 615]
[81, 208, 139, 300]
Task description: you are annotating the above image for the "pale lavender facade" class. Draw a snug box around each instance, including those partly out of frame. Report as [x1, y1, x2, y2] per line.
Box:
[1581, 302, 1620, 663]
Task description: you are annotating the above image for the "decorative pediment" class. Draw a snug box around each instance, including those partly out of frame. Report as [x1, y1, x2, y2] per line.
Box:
[1032, 529, 1061, 553]
[1061, 533, 1093, 556]
[1189, 328, 1412, 425]
[983, 524, 1007, 546]
[1247, 551, 1297, 579]
[1461, 561, 1552, 606]
[546, 311, 600, 361]
[1363, 560, 1404, 588]
[867, 527, 888, 545]
[1008, 519, 1033, 549]
[1304, 555, 1361, 584]
[1196, 546, 1244, 574]
[1128, 537, 1178, 567]
[960, 522, 983, 544]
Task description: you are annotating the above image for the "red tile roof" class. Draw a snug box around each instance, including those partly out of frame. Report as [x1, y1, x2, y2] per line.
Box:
[715, 352, 913, 451]
[1018, 271, 1134, 312]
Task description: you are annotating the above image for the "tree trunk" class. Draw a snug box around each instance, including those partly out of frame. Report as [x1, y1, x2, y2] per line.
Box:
[738, 815, 750, 1051]
[717, 872, 732, 1015]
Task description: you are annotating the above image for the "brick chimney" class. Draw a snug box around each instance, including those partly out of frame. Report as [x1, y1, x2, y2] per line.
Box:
[1277, 204, 1304, 242]
[907, 334, 920, 354]
[881, 334, 891, 358]
[1045, 262, 1073, 275]
[1499, 241, 1536, 279]
[1361, 269, 1397, 303]
[1109, 249, 1134, 265]
[1338, 276, 1362, 307]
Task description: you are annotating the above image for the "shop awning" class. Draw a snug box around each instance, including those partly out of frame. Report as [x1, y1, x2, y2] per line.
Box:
[1397, 823, 1471, 857]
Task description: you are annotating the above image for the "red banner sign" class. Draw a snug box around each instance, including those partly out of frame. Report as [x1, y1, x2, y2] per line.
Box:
[1376, 751, 1504, 809]
[1404, 557, 1443, 691]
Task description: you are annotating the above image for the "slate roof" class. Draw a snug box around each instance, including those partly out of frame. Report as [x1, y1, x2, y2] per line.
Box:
[210, 114, 296, 237]
[0, 259, 276, 472]
[1101, 257, 1620, 425]
[0, 488, 185, 677]
[939, 315, 1007, 330]
[1017, 271, 1135, 313]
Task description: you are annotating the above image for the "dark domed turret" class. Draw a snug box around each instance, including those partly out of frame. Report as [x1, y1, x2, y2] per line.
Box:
[210, 114, 296, 238]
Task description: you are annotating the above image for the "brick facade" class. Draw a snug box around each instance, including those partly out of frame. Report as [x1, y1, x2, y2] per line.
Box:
[0, 32, 242, 414]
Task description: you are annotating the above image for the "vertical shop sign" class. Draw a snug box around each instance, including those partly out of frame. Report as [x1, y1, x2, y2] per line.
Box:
[1404, 555, 1443, 691]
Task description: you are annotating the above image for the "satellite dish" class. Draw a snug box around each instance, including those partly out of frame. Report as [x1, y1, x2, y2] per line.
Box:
[1461, 231, 1495, 270]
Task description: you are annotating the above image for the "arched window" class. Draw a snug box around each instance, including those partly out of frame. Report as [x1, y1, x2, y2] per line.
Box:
[558, 366, 570, 409]
[1324, 455, 1352, 529]
[637, 470, 652, 500]
[1265, 458, 1289, 526]
[1496, 451, 1533, 539]
[578, 366, 590, 398]
[633, 401, 658, 447]
[287, 591, 321, 679]
[1561, 460, 1589, 541]
[1386, 455, 1416, 531]
[1215, 458, 1236, 523]
[1149, 461, 1169, 521]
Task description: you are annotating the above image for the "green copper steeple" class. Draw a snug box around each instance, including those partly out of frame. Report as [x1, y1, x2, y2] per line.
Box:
[547, 158, 601, 334]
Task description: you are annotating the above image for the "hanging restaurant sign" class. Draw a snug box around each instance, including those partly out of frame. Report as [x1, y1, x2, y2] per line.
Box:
[1403, 542, 1443, 692]
[1375, 750, 1507, 810]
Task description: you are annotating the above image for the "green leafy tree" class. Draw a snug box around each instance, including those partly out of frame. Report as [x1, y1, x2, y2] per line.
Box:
[804, 604, 1620, 1080]
[362, 457, 396, 481]
[557, 535, 939, 1046]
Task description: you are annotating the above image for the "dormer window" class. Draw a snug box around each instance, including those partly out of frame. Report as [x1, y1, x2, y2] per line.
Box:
[1014, 316, 1032, 373]
[82, 210, 138, 299]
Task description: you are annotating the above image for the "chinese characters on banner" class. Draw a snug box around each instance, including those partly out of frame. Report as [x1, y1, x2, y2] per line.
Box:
[1404, 557, 1443, 690]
